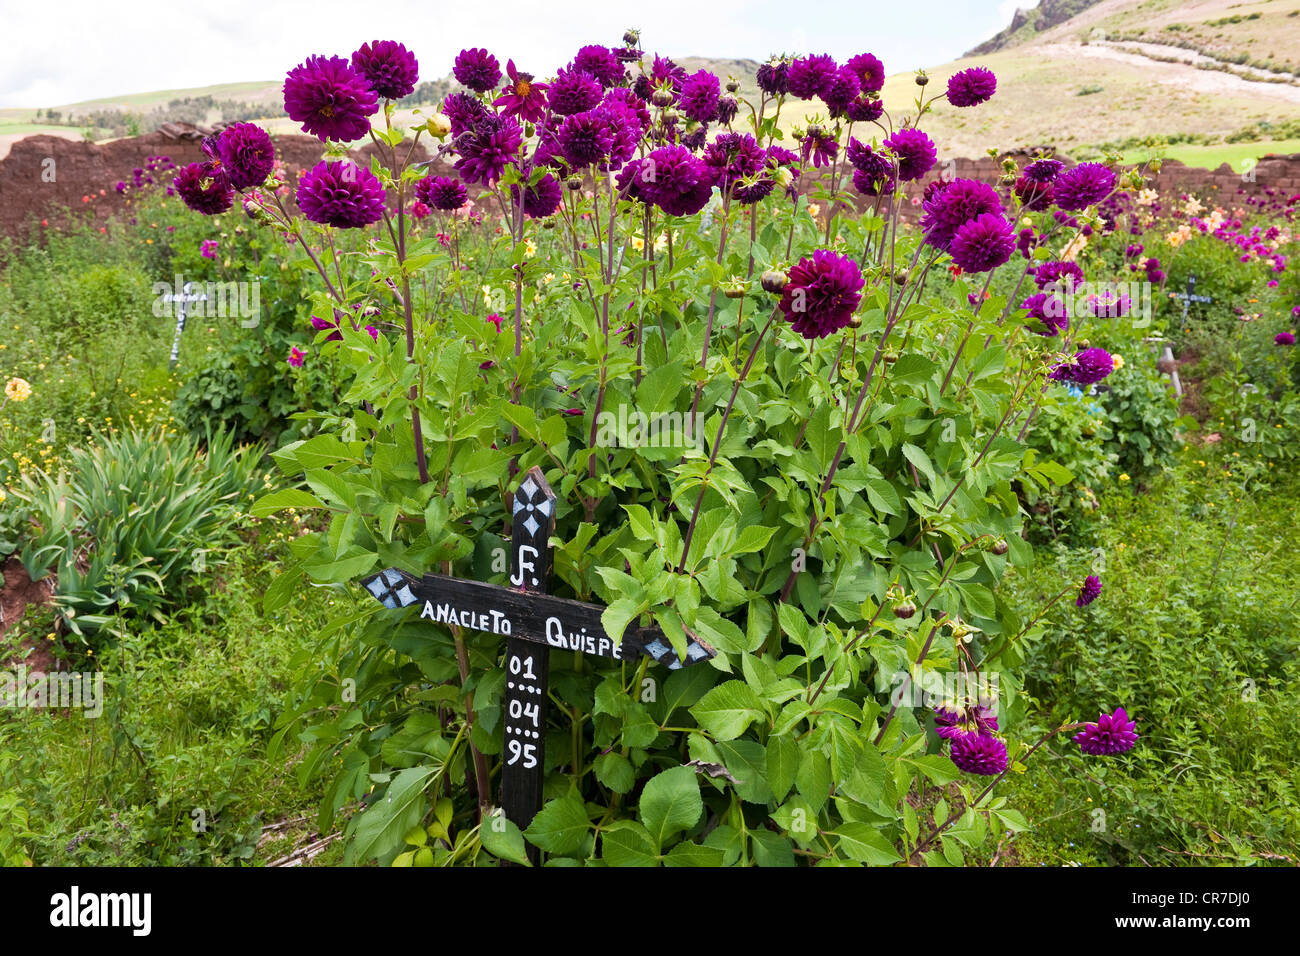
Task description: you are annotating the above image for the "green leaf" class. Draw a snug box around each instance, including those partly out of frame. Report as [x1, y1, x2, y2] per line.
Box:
[250, 488, 326, 518]
[480, 813, 531, 865]
[594, 752, 636, 794]
[344, 766, 434, 865]
[834, 823, 902, 866]
[766, 735, 800, 803]
[601, 821, 659, 866]
[689, 680, 765, 741]
[601, 597, 645, 644]
[663, 841, 726, 867]
[638, 765, 702, 852]
[524, 790, 590, 856]
[716, 740, 773, 805]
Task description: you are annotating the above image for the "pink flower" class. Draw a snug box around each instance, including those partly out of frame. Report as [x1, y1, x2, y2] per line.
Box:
[200, 239, 219, 259]
[287, 347, 305, 368]
[365, 325, 379, 340]
[436, 231, 452, 246]
[486, 313, 504, 332]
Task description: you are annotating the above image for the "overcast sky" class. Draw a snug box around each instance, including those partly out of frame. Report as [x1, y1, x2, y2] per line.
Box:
[1, 0, 1031, 108]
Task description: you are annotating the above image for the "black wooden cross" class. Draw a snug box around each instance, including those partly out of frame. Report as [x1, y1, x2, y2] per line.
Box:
[1172, 273, 1213, 323]
[359, 466, 717, 861]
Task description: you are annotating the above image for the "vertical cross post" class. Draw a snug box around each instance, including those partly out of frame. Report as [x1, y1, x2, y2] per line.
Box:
[501, 466, 556, 862]
[168, 281, 190, 371]
[1180, 274, 1196, 325]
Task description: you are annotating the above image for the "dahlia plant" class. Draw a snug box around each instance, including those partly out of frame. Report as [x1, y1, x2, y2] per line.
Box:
[178, 34, 1140, 866]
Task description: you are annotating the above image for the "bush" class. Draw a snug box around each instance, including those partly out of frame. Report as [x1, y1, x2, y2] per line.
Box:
[12, 427, 268, 643]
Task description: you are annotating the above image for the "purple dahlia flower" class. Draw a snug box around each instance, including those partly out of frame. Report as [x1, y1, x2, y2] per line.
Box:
[495, 60, 549, 123]
[1076, 575, 1102, 607]
[640, 144, 716, 216]
[845, 94, 884, 123]
[846, 138, 896, 195]
[716, 94, 739, 125]
[352, 40, 419, 99]
[549, 67, 603, 115]
[283, 54, 379, 143]
[512, 172, 563, 218]
[442, 91, 490, 137]
[1084, 290, 1132, 319]
[787, 54, 837, 99]
[946, 67, 997, 107]
[821, 65, 861, 116]
[934, 705, 999, 740]
[174, 161, 234, 215]
[1035, 260, 1085, 291]
[756, 60, 788, 96]
[679, 70, 721, 123]
[703, 132, 766, 196]
[846, 53, 885, 93]
[801, 127, 839, 169]
[415, 175, 467, 211]
[1074, 707, 1138, 756]
[1053, 162, 1116, 211]
[573, 45, 625, 88]
[452, 47, 501, 94]
[1021, 292, 1069, 336]
[921, 177, 1002, 250]
[455, 115, 523, 185]
[1275, 331, 1296, 345]
[216, 122, 275, 190]
[950, 212, 1015, 273]
[779, 249, 865, 339]
[1015, 175, 1054, 212]
[883, 127, 937, 182]
[296, 161, 385, 228]
[1050, 348, 1114, 386]
[1024, 158, 1064, 183]
[950, 733, 1008, 775]
[557, 110, 613, 168]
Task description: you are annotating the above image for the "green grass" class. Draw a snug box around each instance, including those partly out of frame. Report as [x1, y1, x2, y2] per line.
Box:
[1121, 137, 1300, 171]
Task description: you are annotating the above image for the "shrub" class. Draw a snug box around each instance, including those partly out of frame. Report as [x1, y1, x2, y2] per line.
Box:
[12, 427, 267, 643]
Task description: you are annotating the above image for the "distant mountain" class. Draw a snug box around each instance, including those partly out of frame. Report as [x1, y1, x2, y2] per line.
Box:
[968, 0, 1104, 55]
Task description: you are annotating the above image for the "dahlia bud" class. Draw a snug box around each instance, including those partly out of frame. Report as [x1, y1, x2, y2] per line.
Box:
[883, 350, 899, 364]
[723, 280, 747, 299]
[1149, 159, 1162, 173]
[760, 269, 788, 294]
[425, 114, 452, 139]
[893, 600, 917, 619]
[651, 89, 674, 107]
[542, 218, 557, 229]
[661, 107, 680, 123]
[893, 270, 909, 285]
[991, 538, 1009, 556]
[846, 313, 862, 328]
[726, 79, 740, 93]
[623, 28, 640, 46]
[774, 167, 793, 188]
[915, 72, 929, 87]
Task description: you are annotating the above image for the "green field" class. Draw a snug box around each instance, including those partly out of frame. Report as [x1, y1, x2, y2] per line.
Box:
[1121, 137, 1300, 172]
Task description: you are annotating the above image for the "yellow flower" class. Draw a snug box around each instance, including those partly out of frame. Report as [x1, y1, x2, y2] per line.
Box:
[4, 377, 32, 402]
[807, 203, 821, 218]
[1119, 473, 1130, 482]
[524, 239, 537, 258]
[1112, 354, 1124, 370]
[0, 487, 5, 503]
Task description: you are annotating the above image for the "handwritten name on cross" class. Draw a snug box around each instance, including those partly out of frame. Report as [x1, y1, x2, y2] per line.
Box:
[359, 466, 716, 862]
[1173, 274, 1213, 323]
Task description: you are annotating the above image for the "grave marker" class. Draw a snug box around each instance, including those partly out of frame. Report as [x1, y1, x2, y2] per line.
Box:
[1172, 273, 1213, 324]
[166, 281, 209, 370]
[360, 466, 716, 862]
